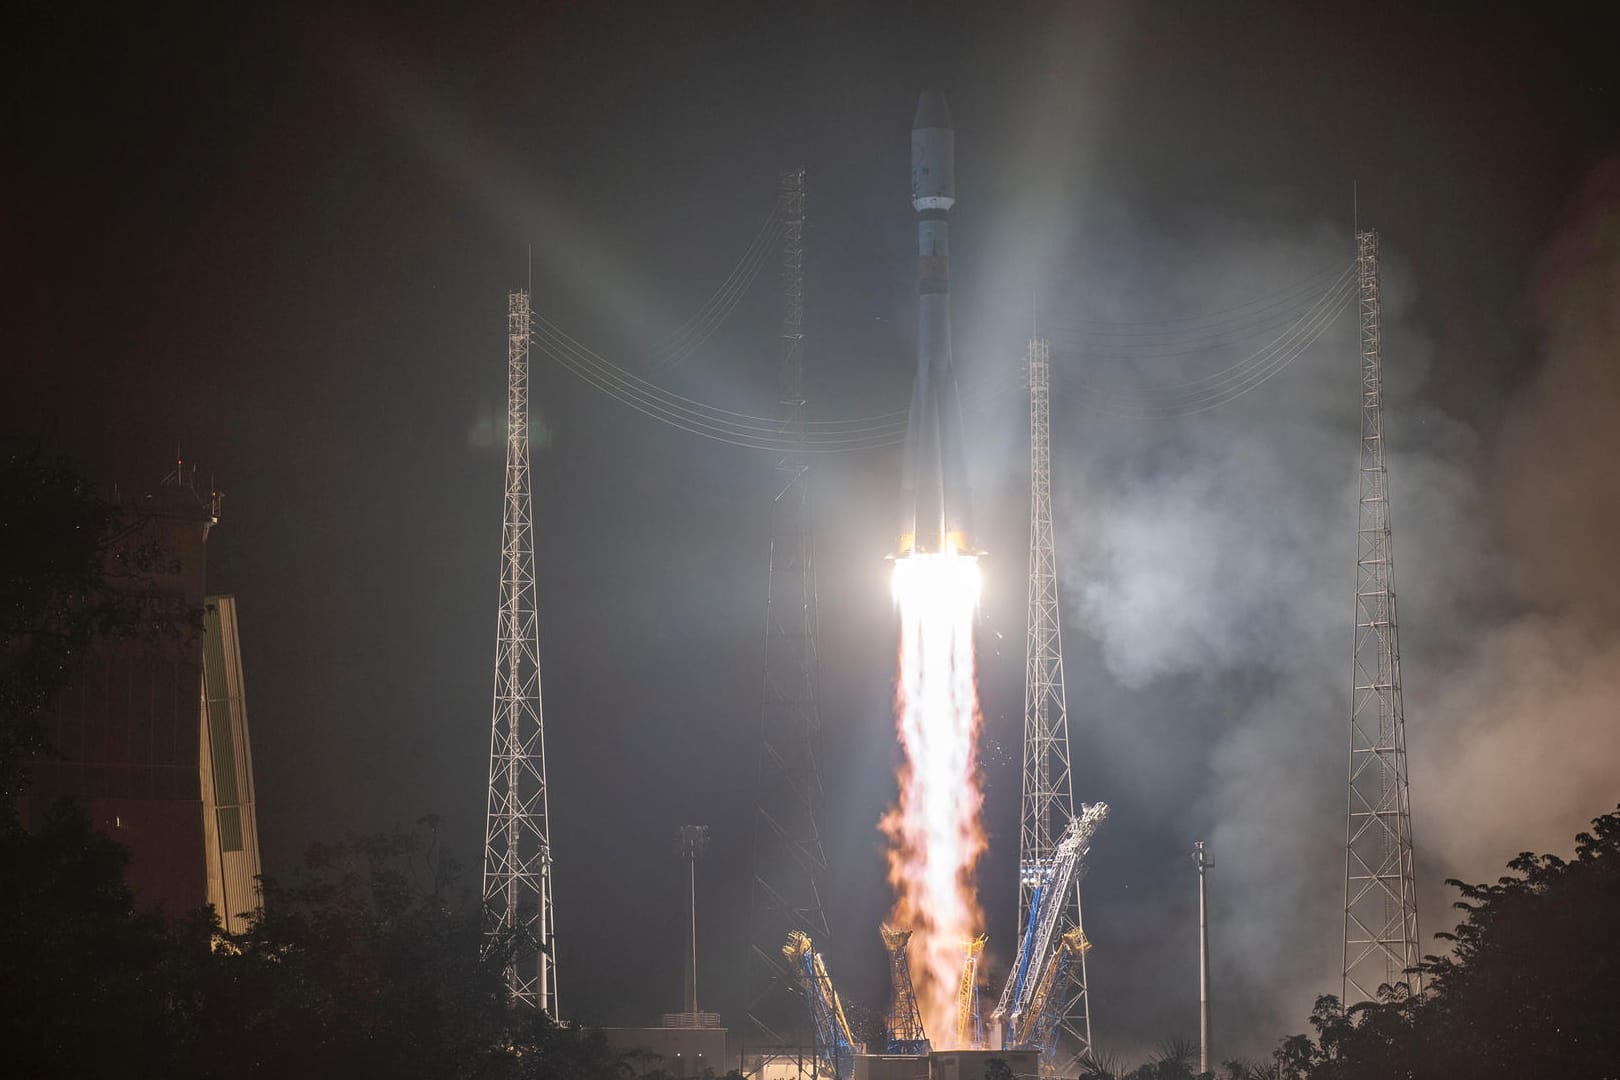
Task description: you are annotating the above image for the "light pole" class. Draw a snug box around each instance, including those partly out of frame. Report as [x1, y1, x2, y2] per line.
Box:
[1194, 841, 1212, 1076]
[677, 825, 711, 1016]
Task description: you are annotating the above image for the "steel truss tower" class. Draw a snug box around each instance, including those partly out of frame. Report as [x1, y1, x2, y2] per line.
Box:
[482, 289, 557, 1015]
[746, 170, 831, 1072]
[1342, 230, 1421, 1002]
[1020, 335, 1095, 1071]
[881, 925, 930, 1054]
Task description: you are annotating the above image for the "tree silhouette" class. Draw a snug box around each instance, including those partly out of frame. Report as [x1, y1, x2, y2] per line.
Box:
[0, 809, 632, 1079]
[1258, 804, 1620, 1079]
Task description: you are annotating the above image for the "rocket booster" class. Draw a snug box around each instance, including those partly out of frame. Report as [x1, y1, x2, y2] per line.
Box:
[899, 90, 973, 557]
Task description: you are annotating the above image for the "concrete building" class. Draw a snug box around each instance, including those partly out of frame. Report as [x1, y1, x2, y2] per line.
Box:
[848, 1050, 1041, 1080]
[24, 465, 262, 928]
[925, 1050, 1041, 1080]
[854, 1054, 930, 1080]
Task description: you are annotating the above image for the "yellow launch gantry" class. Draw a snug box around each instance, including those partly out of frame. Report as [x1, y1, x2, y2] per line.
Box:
[956, 934, 988, 1048]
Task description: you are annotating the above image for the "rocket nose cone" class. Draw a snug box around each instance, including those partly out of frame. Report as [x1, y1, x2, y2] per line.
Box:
[913, 90, 952, 130]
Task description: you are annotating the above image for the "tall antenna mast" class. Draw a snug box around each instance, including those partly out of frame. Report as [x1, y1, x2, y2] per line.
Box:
[482, 289, 557, 1015]
[1342, 229, 1421, 1002]
[745, 168, 830, 1076]
[1020, 334, 1095, 1071]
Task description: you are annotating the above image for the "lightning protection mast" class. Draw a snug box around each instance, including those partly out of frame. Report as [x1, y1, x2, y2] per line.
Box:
[1194, 841, 1211, 1077]
[483, 289, 557, 1015]
[1020, 335, 1096, 1072]
[745, 169, 831, 1078]
[1342, 229, 1420, 1003]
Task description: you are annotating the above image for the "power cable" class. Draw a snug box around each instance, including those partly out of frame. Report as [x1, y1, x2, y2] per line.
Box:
[533, 312, 912, 432]
[533, 322, 911, 449]
[1070, 274, 1355, 418]
[531, 255, 1355, 446]
[1050, 260, 1347, 330]
[1048, 271, 1346, 357]
[1063, 266, 1353, 401]
[651, 204, 785, 372]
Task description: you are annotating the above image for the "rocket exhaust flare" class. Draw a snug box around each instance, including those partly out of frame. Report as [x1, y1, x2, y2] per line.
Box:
[899, 90, 974, 557]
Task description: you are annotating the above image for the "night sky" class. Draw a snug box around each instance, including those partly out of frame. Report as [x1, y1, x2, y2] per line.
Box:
[6, 3, 1617, 1061]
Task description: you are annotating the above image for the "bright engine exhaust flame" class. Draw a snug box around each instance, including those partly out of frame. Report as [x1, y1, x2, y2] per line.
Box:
[882, 551, 986, 1046]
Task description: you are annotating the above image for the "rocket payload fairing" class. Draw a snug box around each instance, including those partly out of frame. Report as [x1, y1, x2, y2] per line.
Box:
[899, 90, 974, 557]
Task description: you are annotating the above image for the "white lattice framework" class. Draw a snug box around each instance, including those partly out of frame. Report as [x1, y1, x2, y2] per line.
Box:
[1019, 336, 1094, 1071]
[483, 289, 557, 1014]
[1342, 230, 1421, 1002]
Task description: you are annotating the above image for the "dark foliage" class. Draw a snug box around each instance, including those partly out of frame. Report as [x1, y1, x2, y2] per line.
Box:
[182, 820, 611, 1080]
[0, 807, 634, 1079]
[1081, 1037, 1210, 1080]
[1246, 804, 1620, 1080]
[0, 799, 187, 1077]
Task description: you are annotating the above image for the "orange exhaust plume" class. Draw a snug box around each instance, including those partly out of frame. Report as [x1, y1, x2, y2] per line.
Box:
[882, 553, 987, 1046]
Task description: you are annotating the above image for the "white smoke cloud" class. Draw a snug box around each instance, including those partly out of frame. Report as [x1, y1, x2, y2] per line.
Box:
[1419, 618, 1620, 875]
[1028, 173, 1620, 1056]
[1414, 160, 1620, 881]
[1076, 426, 1349, 688]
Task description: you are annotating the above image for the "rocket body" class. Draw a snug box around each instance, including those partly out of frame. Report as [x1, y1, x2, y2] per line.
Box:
[899, 90, 973, 556]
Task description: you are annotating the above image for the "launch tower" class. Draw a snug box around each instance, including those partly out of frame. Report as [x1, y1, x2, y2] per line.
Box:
[882, 926, 931, 1054]
[482, 290, 558, 1014]
[1341, 230, 1421, 1002]
[1019, 335, 1095, 1069]
[746, 170, 832, 1070]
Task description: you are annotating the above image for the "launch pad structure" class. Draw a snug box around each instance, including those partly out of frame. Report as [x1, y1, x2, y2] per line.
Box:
[477, 87, 1420, 1080]
[756, 92, 1113, 1080]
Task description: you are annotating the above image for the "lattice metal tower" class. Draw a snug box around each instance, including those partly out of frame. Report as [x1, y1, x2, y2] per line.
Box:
[1020, 335, 1095, 1070]
[482, 289, 557, 1015]
[1342, 230, 1421, 1003]
[881, 926, 930, 1054]
[746, 169, 831, 1069]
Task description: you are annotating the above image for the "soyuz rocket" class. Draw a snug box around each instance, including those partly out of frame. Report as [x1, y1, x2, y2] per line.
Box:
[898, 90, 974, 558]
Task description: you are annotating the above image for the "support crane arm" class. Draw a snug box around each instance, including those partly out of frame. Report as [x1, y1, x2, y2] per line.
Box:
[1013, 927, 1092, 1051]
[992, 803, 1108, 1042]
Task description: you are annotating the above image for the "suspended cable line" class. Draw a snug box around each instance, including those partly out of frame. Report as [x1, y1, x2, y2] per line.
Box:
[1068, 270, 1356, 418]
[532, 254, 1356, 446]
[1048, 264, 1348, 355]
[533, 313, 911, 433]
[1062, 260, 1354, 396]
[533, 320, 910, 451]
[535, 312, 1027, 452]
[1067, 264, 1353, 400]
[1051, 259, 1349, 330]
[650, 203, 785, 372]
